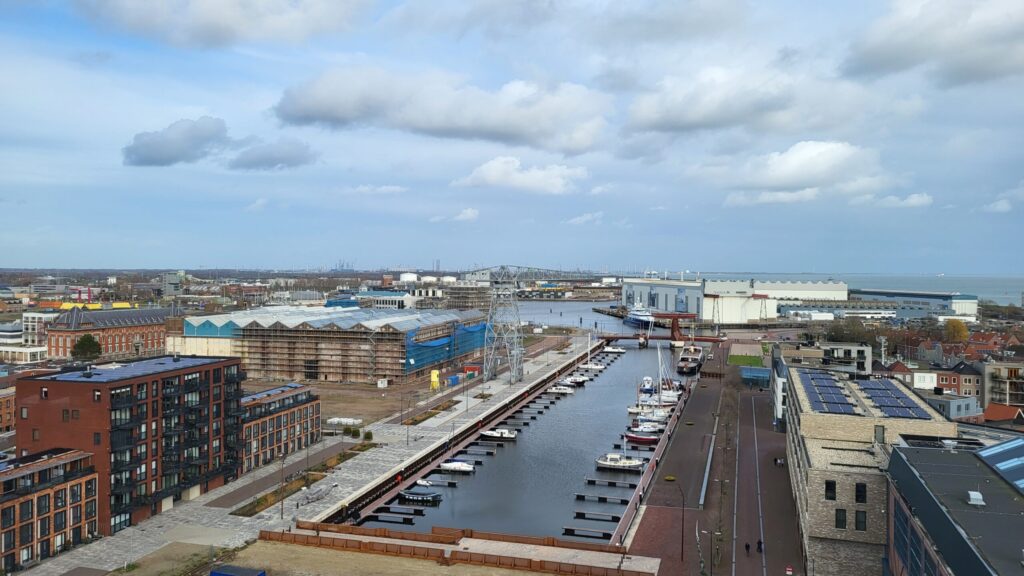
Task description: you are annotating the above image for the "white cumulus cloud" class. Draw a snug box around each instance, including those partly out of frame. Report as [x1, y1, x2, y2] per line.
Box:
[452, 157, 588, 194]
[724, 188, 819, 206]
[275, 68, 610, 153]
[564, 211, 603, 225]
[453, 208, 479, 221]
[982, 198, 1012, 213]
[77, 0, 367, 47]
[122, 116, 229, 166]
[228, 138, 316, 170]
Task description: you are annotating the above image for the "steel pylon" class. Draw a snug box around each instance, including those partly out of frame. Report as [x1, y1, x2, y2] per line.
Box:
[483, 265, 524, 384]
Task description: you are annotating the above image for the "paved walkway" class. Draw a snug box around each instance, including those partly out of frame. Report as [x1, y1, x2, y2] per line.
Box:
[32, 336, 596, 576]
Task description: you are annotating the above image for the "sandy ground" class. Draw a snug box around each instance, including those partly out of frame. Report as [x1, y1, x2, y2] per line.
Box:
[109, 542, 219, 576]
[228, 541, 543, 576]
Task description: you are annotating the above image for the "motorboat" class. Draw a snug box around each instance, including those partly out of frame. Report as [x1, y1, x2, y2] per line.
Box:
[596, 453, 645, 472]
[439, 459, 475, 473]
[627, 403, 669, 414]
[548, 385, 575, 395]
[579, 363, 605, 371]
[676, 345, 705, 376]
[480, 428, 518, 441]
[415, 479, 433, 487]
[629, 423, 662, 433]
[639, 376, 656, 394]
[603, 346, 626, 354]
[398, 490, 443, 503]
[624, 303, 656, 329]
[565, 375, 589, 384]
[637, 411, 670, 423]
[624, 432, 661, 445]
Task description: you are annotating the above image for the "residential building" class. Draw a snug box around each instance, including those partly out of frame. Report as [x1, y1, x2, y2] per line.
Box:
[239, 383, 321, 475]
[913, 388, 984, 424]
[770, 341, 873, 430]
[46, 307, 178, 361]
[160, 272, 182, 298]
[784, 367, 955, 576]
[0, 448, 99, 572]
[21, 312, 59, 347]
[978, 360, 1024, 409]
[15, 356, 244, 535]
[887, 437, 1024, 576]
[0, 346, 47, 365]
[870, 360, 912, 385]
[0, 323, 22, 346]
[0, 388, 14, 432]
[910, 362, 983, 399]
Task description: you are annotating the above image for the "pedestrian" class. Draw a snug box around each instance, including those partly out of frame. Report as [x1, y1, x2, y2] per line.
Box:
[757, 539, 763, 553]
[745, 542, 750, 556]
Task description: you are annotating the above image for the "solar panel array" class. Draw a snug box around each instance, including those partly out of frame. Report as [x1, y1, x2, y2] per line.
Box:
[796, 369, 860, 416]
[854, 379, 932, 420]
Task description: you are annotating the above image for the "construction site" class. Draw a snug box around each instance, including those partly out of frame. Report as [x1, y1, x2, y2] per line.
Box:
[168, 307, 487, 386]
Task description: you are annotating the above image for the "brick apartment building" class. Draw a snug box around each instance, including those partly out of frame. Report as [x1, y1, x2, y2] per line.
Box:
[15, 356, 243, 535]
[239, 383, 321, 475]
[46, 307, 178, 361]
[0, 449, 99, 572]
[0, 388, 14, 433]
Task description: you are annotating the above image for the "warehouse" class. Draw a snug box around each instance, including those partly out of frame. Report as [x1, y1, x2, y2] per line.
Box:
[167, 306, 486, 385]
[849, 289, 978, 317]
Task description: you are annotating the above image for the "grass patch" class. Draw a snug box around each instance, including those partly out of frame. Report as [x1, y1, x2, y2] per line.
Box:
[474, 393, 493, 400]
[230, 472, 324, 517]
[402, 399, 460, 425]
[728, 354, 764, 367]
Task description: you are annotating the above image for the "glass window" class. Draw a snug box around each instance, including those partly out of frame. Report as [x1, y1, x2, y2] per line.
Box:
[18, 500, 32, 522]
[54, 510, 66, 531]
[37, 516, 49, 538]
[18, 523, 32, 546]
[835, 508, 847, 530]
[855, 510, 867, 531]
[85, 479, 96, 498]
[825, 480, 836, 501]
[85, 499, 96, 520]
[94, 433, 101, 446]
[70, 484, 81, 504]
[855, 483, 867, 504]
[36, 494, 49, 515]
[1, 530, 12, 552]
[0, 507, 13, 529]
[54, 489, 66, 509]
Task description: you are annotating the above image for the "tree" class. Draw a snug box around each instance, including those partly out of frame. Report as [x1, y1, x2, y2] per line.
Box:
[71, 334, 102, 361]
[943, 319, 968, 343]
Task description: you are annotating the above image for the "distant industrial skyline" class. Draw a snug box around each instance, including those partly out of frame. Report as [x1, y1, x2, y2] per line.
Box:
[1, 1, 1022, 273]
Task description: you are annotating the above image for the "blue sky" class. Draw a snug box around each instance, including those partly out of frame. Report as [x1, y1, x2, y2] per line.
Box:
[1, 1, 1022, 273]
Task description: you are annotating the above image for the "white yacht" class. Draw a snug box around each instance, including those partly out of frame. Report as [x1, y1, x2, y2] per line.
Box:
[439, 459, 475, 473]
[548, 385, 575, 395]
[595, 453, 645, 472]
[624, 303, 656, 329]
[579, 362, 605, 371]
[603, 346, 626, 354]
[480, 428, 518, 441]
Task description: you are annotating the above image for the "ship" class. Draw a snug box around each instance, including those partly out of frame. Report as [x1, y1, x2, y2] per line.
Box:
[624, 303, 656, 329]
[676, 345, 704, 376]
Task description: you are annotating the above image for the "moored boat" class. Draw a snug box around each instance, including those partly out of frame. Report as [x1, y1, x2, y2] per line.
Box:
[603, 346, 626, 354]
[548, 385, 575, 395]
[415, 479, 433, 487]
[676, 345, 705, 376]
[624, 432, 660, 445]
[579, 363, 605, 371]
[480, 428, 518, 440]
[398, 490, 443, 503]
[624, 303, 656, 329]
[595, 452, 645, 472]
[565, 375, 589, 384]
[629, 423, 662, 433]
[439, 459, 475, 473]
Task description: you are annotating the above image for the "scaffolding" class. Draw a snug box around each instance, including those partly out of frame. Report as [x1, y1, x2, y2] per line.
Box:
[483, 265, 524, 384]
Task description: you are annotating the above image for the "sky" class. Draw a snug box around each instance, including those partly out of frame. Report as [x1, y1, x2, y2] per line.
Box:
[1, 0, 1023, 273]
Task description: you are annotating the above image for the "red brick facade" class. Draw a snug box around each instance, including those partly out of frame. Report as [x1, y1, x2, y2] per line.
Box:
[240, 384, 321, 475]
[47, 325, 166, 361]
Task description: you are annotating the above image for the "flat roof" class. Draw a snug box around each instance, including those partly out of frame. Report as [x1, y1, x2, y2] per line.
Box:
[850, 288, 977, 300]
[241, 382, 310, 405]
[804, 438, 886, 473]
[788, 367, 942, 420]
[28, 355, 232, 383]
[898, 447, 1024, 575]
[0, 448, 92, 479]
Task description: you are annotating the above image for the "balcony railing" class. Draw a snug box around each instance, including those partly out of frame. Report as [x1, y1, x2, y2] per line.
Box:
[112, 415, 144, 430]
[111, 395, 136, 409]
[111, 456, 143, 472]
[110, 431, 136, 449]
[110, 480, 135, 495]
[161, 386, 182, 397]
[0, 468, 94, 504]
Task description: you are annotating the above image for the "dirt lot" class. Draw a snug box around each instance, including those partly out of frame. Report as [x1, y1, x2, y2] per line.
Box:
[108, 542, 219, 576]
[229, 541, 541, 576]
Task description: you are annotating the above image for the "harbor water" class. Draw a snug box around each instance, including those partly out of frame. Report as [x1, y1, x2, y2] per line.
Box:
[361, 342, 672, 540]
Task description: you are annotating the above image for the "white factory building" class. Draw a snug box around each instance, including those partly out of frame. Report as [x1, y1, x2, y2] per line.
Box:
[621, 278, 849, 324]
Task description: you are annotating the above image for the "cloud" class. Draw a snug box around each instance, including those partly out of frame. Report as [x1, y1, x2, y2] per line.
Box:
[452, 156, 588, 194]
[77, 0, 367, 47]
[589, 184, 614, 195]
[724, 188, 819, 206]
[628, 68, 792, 133]
[453, 208, 479, 221]
[850, 193, 933, 208]
[982, 198, 1012, 213]
[713, 141, 886, 192]
[564, 211, 603, 225]
[244, 198, 268, 212]
[122, 116, 230, 166]
[227, 138, 316, 170]
[345, 185, 408, 195]
[275, 68, 610, 153]
[843, 0, 1024, 85]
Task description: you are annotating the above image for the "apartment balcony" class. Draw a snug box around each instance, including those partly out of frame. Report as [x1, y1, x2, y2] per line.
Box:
[110, 480, 135, 495]
[110, 431, 136, 450]
[184, 453, 207, 466]
[111, 455, 143, 472]
[110, 499, 134, 515]
[160, 458, 184, 472]
[110, 395, 136, 409]
[112, 415, 144, 430]
[162, 403, 184, 416]
[162, 423, 185, 435]
[161, 386, 183, 397]
[225, 371, 247, 385]
[183, 378, 209, 394]
[0, 468, 94, 505]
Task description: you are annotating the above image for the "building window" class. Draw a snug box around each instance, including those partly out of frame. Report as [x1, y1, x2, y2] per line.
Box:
[94, 433, 101, 446]
[32, 429, 40, 441]
[18, 523, 32, 547]
[85, 499, 96, 520]
[855, 483, 867, 504]
[825, 480, 836, 501]
[53, 510, 66, 531]
[36, 494, 49, 515]
[19, 408, 27, 420]
[70, 484, 81, 504]
[855, 510, 867, 531]
[1, 507, 13, 529]
[72, 409, 80, 420]
[85, 479, 96, 498]
[54, 489, 66, 509]
[40, 387, 48, 399]
[835, 508, 847, 530]
[93, 389, 102, 402]
[18, 500, 32, 522]
[62, 409, 70, 422]
[37, 516, 49, 538]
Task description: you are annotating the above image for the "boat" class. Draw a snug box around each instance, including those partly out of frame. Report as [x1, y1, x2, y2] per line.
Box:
[629, 423, 662, 433]
[415, 479, 433, 487]
[637, 411, 670, 423]
[676, 345, 705, 376]
[603, 346, 626, 354]
[439, 459, 475, 473]
[595, 453, 645, 472]
[565, 375, 589, 384]
[624, 302, 656, 329]
[548, 385, 575, 395]
[480, 428, 518, 440]
[579, 362, 605, 371]
[398, 490, 443, 503]
[624, 432, 660, 445]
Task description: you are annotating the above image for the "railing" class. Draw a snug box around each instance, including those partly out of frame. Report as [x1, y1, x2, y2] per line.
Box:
[110, 500, 134, 515]
[0, 468, 94, 504]
[110, 480, 135, 495]
[183, 378, 209, 393]
[110, 431, 136, 449]
[162, 403, 184, 416]
[110, 395, 136, 409]
[161, 386, 183, 397]
[111, 456, 142, 472]
[111, 416, 144, 430]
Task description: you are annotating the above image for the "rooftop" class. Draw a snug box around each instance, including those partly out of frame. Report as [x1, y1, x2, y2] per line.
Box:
[0, 448, 92, 480]
[896, 446, 1024, 576]
[789, 367, 941, 420]
[804, 438, 886, 473]
[184, 306, 485, 337]
[241, 382, 310, 405]
[50, 305, 178, 330]
[850, 288, 977, 300]
[27, 355, 232, 383]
